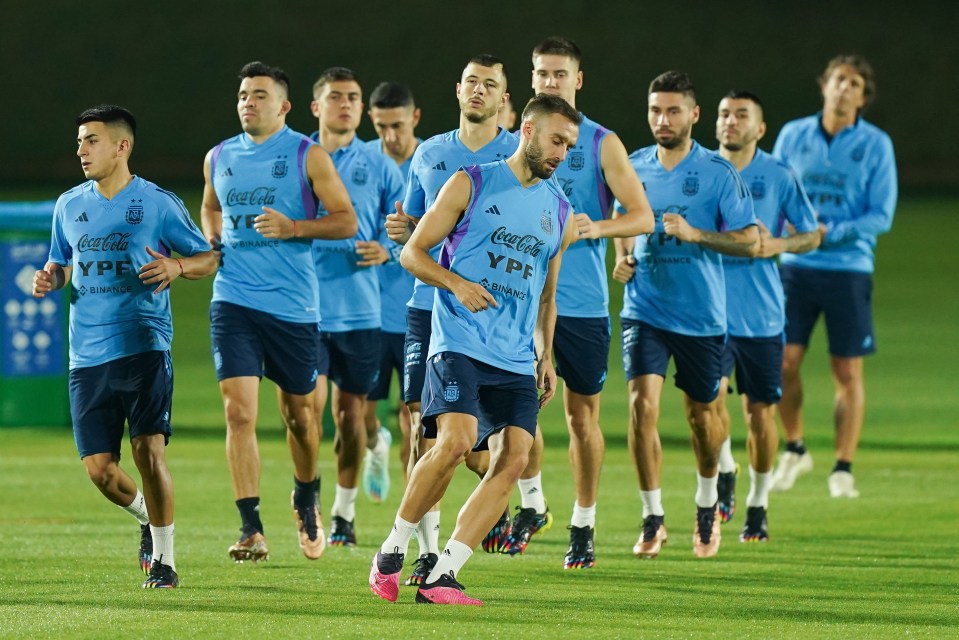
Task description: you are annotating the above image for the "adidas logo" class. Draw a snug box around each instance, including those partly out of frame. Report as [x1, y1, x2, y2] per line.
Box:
[485, 204, 501, 216]
[432, 161, 447, 171]
[221, 167, 234, 177]
[526, 487, 540, 494]
[75, 212, 88, 222]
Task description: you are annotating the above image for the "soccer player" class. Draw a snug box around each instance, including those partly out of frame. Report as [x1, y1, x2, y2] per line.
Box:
[369, 93, 580, 606]
[502, 36, 655, 568]
[33, 104, 219, 588]
[612, 71, 757, 559]
[362, 81, 423, 502]
[712, 91, 822, 541]
[383, 54, 518, 585]
[201, 61, 357, 563]
[309, 67, 406, 545]
[770, 55, 897, 498]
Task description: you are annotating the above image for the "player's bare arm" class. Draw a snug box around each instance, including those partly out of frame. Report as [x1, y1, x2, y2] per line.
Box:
[755, 220, 822, 258]
[663, 213, 758, 257]
[32, 262, 72, 298]
[139, 246, 220, 294]
[534, 216, 577, 407]
[400, 171, 496, 313]
[200, 150, 224, 247]
[576, 134, 655, 240]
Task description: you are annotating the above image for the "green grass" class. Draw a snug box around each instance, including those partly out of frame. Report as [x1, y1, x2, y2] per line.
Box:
[1, 196, 957, 638]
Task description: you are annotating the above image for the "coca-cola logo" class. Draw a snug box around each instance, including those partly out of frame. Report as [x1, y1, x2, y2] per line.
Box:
[77, 232, 131, 252]
[489, 226, 545, 257]
[225, 186, 277, 207]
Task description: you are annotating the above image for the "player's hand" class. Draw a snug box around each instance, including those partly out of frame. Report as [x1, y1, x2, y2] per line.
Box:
[574, 213, 600, 241]
[662, 213, 698, 243]
[755, 220, 778, 258]
[32, 264, 62, 298]
[452, 279, 498, 313]
[536, 358, 557, 408]
[139, 246, 181, 294]
[254, 207, 295, 240]
[356, 241, 389, 267]
[386, 201, 416, 245]
[612, 255, 636, 284]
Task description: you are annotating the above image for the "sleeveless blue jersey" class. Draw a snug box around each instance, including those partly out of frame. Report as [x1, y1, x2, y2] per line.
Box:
[618, 141, 756, 336]
[429, 161, 570, 375]
[209, 125, 319, 323]
[48, 176, 210, 368]
[364, 138, 419, 334]
[553, 114, 614, 318]
[773, 114, 897, 273]
[404, 128, 518, 311]
[724, 149, 819, 337]
[310, 135, 405, 331]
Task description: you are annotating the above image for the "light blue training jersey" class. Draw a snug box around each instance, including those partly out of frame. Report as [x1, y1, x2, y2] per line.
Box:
[618, 141, 756, 336]
[48, 176, 210, 369]
[724, 149, 819, 338]
[429, 161, 571, 375]
[310, 135, 405, 332]
[773, 114, 897, 273]
[210, 125, 319, 323]
[553, 114, 614, 318]
[404, 127, 517, 311]
[364, 138, 419, 334]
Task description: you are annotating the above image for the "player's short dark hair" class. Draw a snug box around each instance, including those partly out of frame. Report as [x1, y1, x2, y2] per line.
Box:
[820, 54, 876, 112]
[521, 93, 582, 126]
[239, 61, 291, 99]
[465, 54, 508, 88]
[369, 82, 415, 110]
[313, 67, 361, 97]
[723, 89, 765, 118]
[648, 70, 696, 103]
[75, 105, 136, 140]
[532, 36, 582, 65]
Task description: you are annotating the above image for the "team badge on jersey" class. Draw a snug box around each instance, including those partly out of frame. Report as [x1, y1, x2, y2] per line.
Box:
[352, 165, 368, 185]
[444, 380, 459, 403]
[751, 179, 766, 201]
[682, 175, 699, 196]
[568, 151, 585, 171]
[540, 211, 553, 234]
[125, 202, 144, 225]
[851, 145, 866, 162]
[272, 159, 288, 178]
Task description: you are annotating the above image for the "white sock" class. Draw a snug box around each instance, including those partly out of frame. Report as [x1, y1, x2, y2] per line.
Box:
[747, 467, 772, 508]
[695, 472, 719, 508]
[420, 510, 441, 555]
[719, 437, 737, 473]
[570, 502, 596, 528]
[121, 491, 150, 526]
[380, 516, 418, 555]
[331, 484, 358, 521]
[150, 523, 175, 571]
[640, 489, 664, 518]
[518, 473, 547, 513]
[426, 538, 473, 584]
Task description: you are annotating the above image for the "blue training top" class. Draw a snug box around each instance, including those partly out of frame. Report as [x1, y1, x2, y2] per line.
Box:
[773, 114, 897, 274]
[618, 141, 756, 336]
[724, 149, 819, 338]
[553, 114, 614, 319]
[49, 176, 210, 369]
[209, 125, 320, 323]
[310, 135, 405, 332]
[404, 127, 518, 311]
[429, 161, 570, 375]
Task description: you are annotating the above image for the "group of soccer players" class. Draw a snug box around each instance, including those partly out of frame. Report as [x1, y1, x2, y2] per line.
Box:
[33, 34, 896, 602]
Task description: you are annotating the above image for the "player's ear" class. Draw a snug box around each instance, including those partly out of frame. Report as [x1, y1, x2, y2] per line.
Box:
[757, 121, 767, 141]
[279, 99, 292, 117]
[411, 107, 422, 128]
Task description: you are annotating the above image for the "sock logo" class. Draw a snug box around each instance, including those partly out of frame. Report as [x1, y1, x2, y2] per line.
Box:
[527, 487, 540, 494]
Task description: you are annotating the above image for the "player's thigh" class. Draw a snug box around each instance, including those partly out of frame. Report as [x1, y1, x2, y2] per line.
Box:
[622, 320, 670, 382]
[821, 271, 876, 357]
[69, 361, 126, 459]
[210, 301, 266, 382]
[729, 335, 784, 405]
[403, 308, 432, 404]
[368, 331, 404, 402]
[260, 316, 321, 396]
[667, 331, 725, 404]
[119, 350, 174, 445]
[554, 316, 611, 395]
[324, 329, 381, 395]
[780, 265, 823, 348]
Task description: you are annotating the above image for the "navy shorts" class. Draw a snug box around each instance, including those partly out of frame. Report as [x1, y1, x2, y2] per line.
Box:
[69, 350, 173, 459]
[622, 320, 724, 404]
[421, 351, 539, 452]
[781, 265, 876, 357]
[554, 316, 611, 395]
[403, 307, 432, 404]
[369, 331, 405, 401]
[210, 301, 320, 395]
[721, 335, 784, 404]
[319, 328, 381, 395]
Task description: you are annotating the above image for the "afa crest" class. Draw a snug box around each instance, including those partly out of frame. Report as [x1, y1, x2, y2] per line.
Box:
[272, 159, 288, 178]
[125, 204, 144, 225]
[751, 179, 766, 200]
[540, 211, 553, 233]
[568, 151, 585, 171]
[444, 381, 460, 403]
[352, 165, 369, 185]
[851, 145, 866, 162]
[682, 175, 699, 196]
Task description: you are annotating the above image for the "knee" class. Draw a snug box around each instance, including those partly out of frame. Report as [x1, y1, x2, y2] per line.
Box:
[85, 460, 117, 490]
[831, 363, 863, 390]
[465, 451, 489, 476]
[434, 434, 473, 466]
[782, 355, 802, 379]
[494, 449, 529, 483]
[630, 392, 659, 430]
[224, 400, 255, 433]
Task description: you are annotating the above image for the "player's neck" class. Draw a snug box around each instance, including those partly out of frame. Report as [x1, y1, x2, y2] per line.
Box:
[94, 167, 134, 200]
[246, 121, 285, 145]
[319, 127, 356, 154]
[719, 144, 757, 171]
[506, 153, 540, 188]
[821, 109, 857, 137]
[656, 138, 693, 171]
[457, 117, 499, 152]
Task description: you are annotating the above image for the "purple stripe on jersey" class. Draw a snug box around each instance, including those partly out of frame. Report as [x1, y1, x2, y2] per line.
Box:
[549, 200, 571, 260]
[774, 212, 787, 238]
[297, 139, 318, 219]
[158, 241, 171, 258]
[440, 166, 483, 268]
[592, 128, 612, 219]
[210, 141, 226, 182]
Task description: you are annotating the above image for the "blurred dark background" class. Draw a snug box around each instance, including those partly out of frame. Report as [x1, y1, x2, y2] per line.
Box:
[2, 0, 956, 192]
